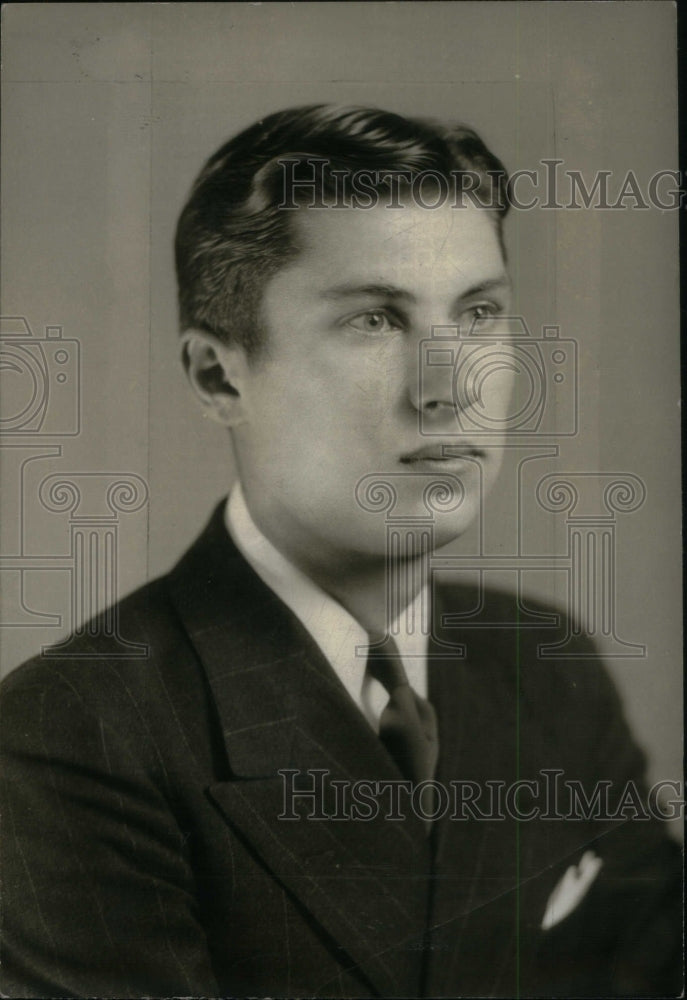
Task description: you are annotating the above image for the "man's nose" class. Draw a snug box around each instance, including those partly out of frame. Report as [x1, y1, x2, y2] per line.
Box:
[406, 335, 478, 416]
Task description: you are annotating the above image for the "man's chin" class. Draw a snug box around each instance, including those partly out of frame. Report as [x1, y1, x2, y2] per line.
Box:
[420, 514, 476, 554]
[341, 514, 474, 561]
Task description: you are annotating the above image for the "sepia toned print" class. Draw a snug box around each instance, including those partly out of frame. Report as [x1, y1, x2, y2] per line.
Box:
[0, 4, 682, 998]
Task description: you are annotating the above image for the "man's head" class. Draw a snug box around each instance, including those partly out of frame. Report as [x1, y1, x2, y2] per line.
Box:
[177, 105, 515, 570]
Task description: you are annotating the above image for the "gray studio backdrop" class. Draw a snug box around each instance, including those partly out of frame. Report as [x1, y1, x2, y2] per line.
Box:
[1, 3, 682, 833]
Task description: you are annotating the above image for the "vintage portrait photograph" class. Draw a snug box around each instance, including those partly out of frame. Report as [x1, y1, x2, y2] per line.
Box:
[0, 2, 683, 997]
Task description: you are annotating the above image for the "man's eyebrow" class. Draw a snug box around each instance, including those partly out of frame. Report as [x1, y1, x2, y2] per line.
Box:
[319, 276, 510, 304]
[320, 282, 417, 302]
[457, 276, 511, 298]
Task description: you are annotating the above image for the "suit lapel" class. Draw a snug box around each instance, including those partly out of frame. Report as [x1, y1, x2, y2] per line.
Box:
[166, 503, 430, 997]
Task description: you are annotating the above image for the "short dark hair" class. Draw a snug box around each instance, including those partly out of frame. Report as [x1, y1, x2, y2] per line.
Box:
[175, 104, 509, 359]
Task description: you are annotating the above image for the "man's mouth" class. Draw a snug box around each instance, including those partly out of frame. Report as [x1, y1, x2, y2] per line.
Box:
[399, 443, 485, 465]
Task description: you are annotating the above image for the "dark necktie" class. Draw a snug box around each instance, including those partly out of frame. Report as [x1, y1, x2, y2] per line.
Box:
[366, 638, 439, 788]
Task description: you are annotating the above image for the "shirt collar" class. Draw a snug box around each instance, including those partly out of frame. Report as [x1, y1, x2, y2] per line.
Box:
[225, 483, 428, 717]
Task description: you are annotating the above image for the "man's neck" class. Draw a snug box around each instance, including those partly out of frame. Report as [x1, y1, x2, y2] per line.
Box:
[302, 553, 426, 640]
[233, 482, 429, 637]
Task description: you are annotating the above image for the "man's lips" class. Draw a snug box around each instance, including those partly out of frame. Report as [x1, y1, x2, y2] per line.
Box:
[399, 443, 485, 464]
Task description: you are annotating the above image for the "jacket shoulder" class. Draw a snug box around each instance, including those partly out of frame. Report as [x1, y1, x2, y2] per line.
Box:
[0, 572, 214, 766]
[3, 574, 174, 684]
[436, 578, 629, 723]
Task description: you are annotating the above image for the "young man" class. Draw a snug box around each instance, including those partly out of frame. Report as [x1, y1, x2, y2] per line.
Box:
[1, 105, 681, 998]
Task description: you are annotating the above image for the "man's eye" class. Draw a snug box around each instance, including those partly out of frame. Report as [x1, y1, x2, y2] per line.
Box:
[345, 311, 398, 335]
[467, 303, 500, 321]
[463, 302, 504, 334]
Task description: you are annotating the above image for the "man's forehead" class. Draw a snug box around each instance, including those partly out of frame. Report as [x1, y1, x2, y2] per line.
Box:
[286, 200, 507, 293]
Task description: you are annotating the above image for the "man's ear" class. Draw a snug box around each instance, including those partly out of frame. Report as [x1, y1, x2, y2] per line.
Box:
[180, 330, 250, 427]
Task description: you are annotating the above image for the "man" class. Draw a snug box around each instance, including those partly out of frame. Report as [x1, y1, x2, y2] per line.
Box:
[1, 105, 681, 998]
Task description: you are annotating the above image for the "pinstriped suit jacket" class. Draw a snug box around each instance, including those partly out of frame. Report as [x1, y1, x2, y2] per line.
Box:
[0, 502, 681, 998]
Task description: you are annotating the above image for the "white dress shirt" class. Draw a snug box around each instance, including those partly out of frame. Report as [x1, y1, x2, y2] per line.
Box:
[225, 483, 428, 733]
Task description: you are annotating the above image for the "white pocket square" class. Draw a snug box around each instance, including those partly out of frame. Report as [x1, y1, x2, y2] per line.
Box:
[541, 850, 604, 930]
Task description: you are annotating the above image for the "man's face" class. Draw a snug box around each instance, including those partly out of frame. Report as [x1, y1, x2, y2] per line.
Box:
[232, 199, 514, 564]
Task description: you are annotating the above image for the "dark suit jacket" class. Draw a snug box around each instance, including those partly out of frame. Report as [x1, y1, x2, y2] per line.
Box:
[1, 502, 681, 998]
